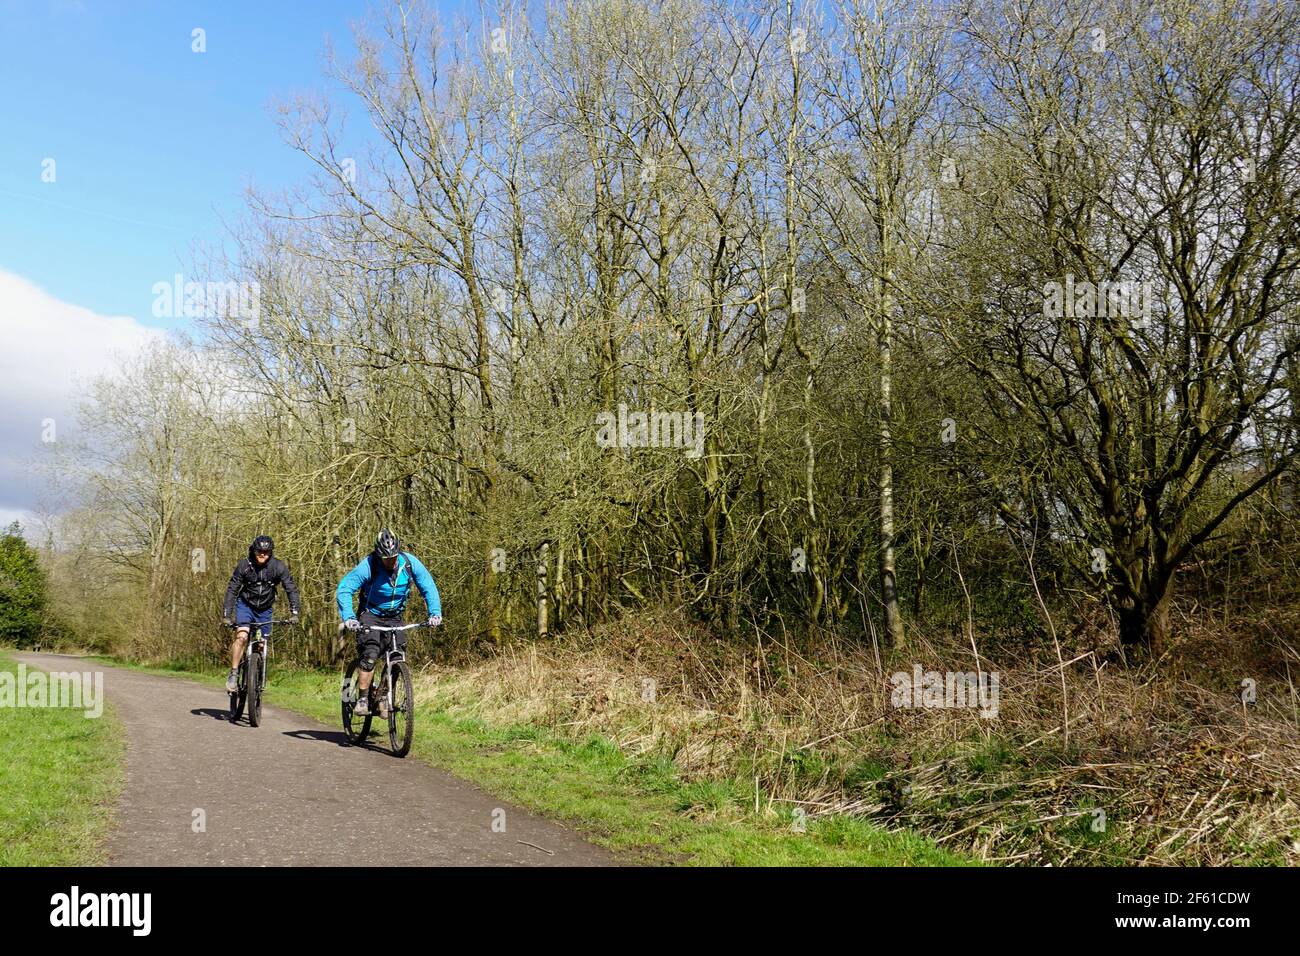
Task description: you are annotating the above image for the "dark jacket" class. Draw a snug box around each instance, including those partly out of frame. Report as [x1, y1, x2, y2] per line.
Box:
[223, 547, 300, 617]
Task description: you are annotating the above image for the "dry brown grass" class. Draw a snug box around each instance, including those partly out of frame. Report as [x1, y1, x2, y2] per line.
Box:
[414, 606, 1300, 865]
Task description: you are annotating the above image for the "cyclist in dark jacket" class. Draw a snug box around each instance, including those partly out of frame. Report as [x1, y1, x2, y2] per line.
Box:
[222, 535, 300, 692]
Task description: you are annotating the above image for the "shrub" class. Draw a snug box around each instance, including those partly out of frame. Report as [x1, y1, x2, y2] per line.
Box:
[0, 523, 49, 646]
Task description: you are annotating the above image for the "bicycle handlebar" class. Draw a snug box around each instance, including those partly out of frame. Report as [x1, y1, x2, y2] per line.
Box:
[358, 621, 436, 632]
[224, 619, 298, 628]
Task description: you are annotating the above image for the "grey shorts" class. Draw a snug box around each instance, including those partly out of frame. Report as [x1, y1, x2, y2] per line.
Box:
[355, 610, 406, 669]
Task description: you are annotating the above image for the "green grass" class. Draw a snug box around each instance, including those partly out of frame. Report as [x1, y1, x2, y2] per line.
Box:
[0, 652, 125, 865]
[91, 655, 971, 866]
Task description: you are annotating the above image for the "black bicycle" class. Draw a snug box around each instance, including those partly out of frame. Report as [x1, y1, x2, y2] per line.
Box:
[225, 619, 294, 726]
[340, 621, 433, 756]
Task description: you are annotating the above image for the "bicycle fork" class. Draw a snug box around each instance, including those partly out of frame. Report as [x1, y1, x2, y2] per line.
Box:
[247, 636, 267, 691]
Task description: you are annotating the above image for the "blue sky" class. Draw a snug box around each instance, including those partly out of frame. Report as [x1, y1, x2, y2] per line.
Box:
[0, 0, 385, 327]
[0, 0, 476, 531]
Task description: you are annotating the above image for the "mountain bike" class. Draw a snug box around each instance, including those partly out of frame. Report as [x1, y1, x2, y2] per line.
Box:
[340, 621, 433, 757]
[225, 619, 295, 727]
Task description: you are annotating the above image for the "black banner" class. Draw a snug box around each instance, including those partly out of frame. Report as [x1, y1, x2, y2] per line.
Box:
[0, 865, 1281, 941]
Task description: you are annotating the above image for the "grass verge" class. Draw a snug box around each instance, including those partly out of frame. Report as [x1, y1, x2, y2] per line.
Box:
[0, 651, 126, 865]
[89, 654, 969, 866]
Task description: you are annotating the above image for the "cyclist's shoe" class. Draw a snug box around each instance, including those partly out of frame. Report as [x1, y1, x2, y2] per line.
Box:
[226, 669, 239, 693]
[378, 699, 390, 719]
[353, 696, 370, 716]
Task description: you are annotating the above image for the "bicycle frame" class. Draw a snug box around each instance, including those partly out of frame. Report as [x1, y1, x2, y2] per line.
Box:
[358, 622, 425, 714]
[245, 631, 268, 693]
[227, 619, 294, 694]
[340, 619, 438, 755]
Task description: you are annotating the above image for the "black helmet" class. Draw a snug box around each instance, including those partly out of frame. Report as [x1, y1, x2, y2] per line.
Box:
[374, 528, 401, 560]
[250, 535, 274, 559]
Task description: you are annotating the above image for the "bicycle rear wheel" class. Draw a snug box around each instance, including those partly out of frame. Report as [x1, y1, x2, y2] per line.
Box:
[229, 657, 247, 723]
[341, 660, 372, 745]
[248, 652, 263, 727]
[388, 661, 414, 757]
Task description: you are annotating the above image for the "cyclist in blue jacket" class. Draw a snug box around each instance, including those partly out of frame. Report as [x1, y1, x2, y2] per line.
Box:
[336, 529, 441, 715]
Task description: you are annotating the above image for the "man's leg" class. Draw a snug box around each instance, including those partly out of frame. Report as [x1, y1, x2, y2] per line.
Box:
[356, 611, 378, 691]
[230, 627, 249, 670]
[227, 616, 250, 692]
[353, 615, 382, 712]
[357, 630, 372, 692]
[354, 652, 376, 713]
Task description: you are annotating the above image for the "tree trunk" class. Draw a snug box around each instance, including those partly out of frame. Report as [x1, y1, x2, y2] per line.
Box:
[1117, 578, 1173, 657]
[536, 543, 549, 639]
[877, 289, 904, 647]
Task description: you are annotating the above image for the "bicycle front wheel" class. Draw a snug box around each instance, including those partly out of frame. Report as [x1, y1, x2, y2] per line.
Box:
[341, 660, 372, 745]
[388, 661, 414, 757]
[248, 652, 263, 727]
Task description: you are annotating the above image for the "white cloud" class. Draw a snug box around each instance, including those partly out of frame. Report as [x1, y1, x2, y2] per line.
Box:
[0, 269, 162, 515]
[0, 508, 37, 532]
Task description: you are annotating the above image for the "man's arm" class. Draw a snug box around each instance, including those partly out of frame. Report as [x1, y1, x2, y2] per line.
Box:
[407, 554, 441, 617]
[336, 558, 371, 621]
[277, 560, 301, 615]
[222, 562, 244, 619]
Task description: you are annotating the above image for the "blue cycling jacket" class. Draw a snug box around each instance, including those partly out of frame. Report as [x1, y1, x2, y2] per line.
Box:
[336, 552, 441, 620]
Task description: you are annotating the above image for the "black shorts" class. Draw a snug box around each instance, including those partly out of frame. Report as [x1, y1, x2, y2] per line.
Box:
[355, 609, 407, 666]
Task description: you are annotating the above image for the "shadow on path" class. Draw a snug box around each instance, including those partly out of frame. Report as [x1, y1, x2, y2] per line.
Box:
[191, 707, 231, 721]
[282, 728, 353, 746]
